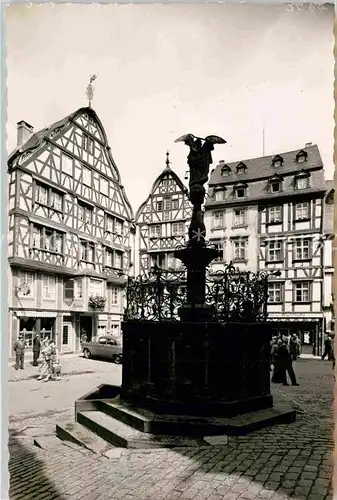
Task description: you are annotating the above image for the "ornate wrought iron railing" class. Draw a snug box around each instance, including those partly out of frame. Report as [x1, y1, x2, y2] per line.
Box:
[124, 262, 269, 322]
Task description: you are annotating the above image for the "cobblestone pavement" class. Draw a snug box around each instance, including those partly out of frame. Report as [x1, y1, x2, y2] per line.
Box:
[8, 359, 335, 500]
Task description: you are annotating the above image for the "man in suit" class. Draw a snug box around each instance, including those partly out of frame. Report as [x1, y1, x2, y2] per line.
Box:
[13, 335, 25, 370]
[32, 334, 41, 366]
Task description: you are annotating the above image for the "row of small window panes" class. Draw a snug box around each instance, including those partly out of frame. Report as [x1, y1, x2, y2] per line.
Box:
[150, 222, 185, 237]
[156, 198, 179, 211]
[35, 184, 63, 211]
[213, 202, 310, 228]
[35, 181, 118, 225]
[212, 237, 312, 262]
[214, 177, 310, 201]
[149, 253, 181, 269]
[268, 282, 310, 303]
[80, 241, 123, 269]
[32, 226, 63, 253]
[161, 179, 175, 187]
[105, 214, 123, 234]
[61, 152, 110, 196]
[267, 239, 312, 261]
[17, 271, 58, 301]
[17, 271, 120, 305]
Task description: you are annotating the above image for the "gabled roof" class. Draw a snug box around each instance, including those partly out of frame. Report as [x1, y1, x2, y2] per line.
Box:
[209, 144, 322, 186]
[135, 162, 189, 222]
[8, 106, 134, 219]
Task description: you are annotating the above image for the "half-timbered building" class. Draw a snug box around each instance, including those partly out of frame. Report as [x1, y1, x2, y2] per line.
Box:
[8, 108, 135, 355]
[205, 144, 332, 355]
[135, 153, 192, 274]
[322, 180, 334, 339]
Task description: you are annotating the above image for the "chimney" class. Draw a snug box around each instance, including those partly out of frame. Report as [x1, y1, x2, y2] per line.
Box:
[17, 121, 34, 147]
[305, 142, 312, 148]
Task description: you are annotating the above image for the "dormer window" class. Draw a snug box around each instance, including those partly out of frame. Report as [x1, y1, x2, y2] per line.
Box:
[221, 165, 231, 176]
[295, 171, 310, 190]
[270, 181, 281, 193]
[269, 174, 283, 194]
[272, 155, 283, 168]
[236, 162, 247, 175]
[234, 183, 247, 199]
[214, 187, 226, 202]
[296, 150, 308, 163]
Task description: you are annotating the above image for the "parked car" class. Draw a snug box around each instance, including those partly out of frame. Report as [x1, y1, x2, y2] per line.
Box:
[82, 336, 123, 364]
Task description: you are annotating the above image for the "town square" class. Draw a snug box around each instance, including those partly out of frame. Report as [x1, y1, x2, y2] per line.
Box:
[4, 3, 335, 500]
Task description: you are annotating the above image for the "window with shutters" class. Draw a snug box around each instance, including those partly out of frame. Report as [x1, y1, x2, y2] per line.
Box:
[172, 199, 179, 210]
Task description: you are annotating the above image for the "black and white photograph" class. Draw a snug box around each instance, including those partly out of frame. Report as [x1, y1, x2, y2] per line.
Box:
[5, 3, 335, 499]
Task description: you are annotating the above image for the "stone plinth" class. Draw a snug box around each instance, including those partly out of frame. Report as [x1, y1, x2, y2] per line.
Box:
[121, 320, 273, 418]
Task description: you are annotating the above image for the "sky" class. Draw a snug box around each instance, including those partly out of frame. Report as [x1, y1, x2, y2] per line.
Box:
[5, 3, 334, 214]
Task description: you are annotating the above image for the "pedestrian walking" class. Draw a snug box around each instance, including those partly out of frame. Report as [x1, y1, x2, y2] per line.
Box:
[278, 337, 299, 386]
[38, 339, 53, 381]
[50, 340, 61, 381]
[13, 335, 25, 370]
[322, 334, 333, 360]
[32, 334, 41, 367]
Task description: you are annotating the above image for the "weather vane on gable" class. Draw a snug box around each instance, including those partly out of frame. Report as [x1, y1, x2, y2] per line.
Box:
[86, 74, 98, 108]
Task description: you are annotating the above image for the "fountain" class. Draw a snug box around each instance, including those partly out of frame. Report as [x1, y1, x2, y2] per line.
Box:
[56, 134, 295, 452]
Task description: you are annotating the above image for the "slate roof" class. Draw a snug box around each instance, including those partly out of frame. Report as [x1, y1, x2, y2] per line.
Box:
[8, 109, 84, 166]
[208, 144, 323, 186]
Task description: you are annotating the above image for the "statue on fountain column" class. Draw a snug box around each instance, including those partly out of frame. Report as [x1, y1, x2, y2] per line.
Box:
[174, 134, 226, 204]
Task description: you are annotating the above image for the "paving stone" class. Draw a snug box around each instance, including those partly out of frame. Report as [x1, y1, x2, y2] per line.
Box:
[8, 359, 334, 500]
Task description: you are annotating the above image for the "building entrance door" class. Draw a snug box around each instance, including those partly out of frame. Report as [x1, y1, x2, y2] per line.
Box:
[62, 322, 73, 353]
[80, 316, 93, 342]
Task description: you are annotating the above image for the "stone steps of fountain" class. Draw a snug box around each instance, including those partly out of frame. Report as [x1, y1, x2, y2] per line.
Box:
[76, 410, 211, 449]
[55, 420, 116, 455]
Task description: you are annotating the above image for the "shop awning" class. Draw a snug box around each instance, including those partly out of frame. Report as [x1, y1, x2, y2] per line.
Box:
[268, 317, 321, 323]
[14, 311, 57, 318]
